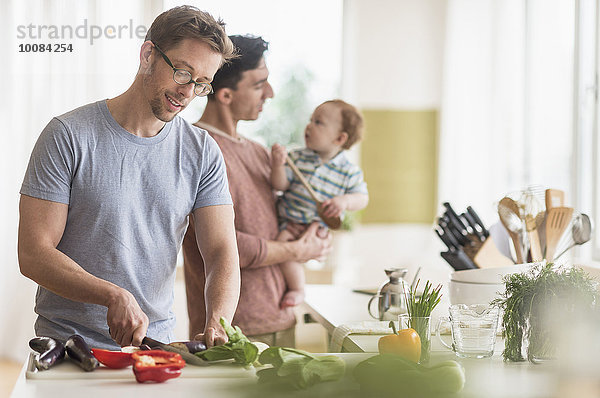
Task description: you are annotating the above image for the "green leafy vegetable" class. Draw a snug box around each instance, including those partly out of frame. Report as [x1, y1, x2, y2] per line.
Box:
[257, 347, 345, 389]
[196, 317, 258, 365]
[353, 353, 465, 396]
[492, 262, 598, 362]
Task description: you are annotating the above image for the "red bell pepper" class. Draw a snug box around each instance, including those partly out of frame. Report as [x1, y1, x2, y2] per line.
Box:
[91, 348, 134, 369]
[131, 350, 185, 383]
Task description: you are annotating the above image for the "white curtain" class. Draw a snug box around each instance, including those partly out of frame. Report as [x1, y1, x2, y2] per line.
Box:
[1, 0, 163, 362]
[438, 0, 575, 222]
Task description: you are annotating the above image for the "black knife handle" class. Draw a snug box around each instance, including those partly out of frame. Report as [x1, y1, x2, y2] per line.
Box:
[467, 206, 490, 237]
[435, 227, 456, 252]
[441, 223, 463, 248]
[443, 202, 469, 238]
[461, 212, 485, 241]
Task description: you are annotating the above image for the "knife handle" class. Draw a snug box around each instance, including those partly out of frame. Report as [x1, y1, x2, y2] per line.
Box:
[467, 206, 490, 238]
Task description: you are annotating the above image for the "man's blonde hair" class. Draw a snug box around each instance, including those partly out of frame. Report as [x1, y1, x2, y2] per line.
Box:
[145, 5, 236, 64]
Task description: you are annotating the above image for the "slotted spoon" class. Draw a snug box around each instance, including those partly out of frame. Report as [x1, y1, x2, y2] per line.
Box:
[545, 206, 574, 261]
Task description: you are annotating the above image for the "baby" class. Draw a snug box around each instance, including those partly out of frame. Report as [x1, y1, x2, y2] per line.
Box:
[271, 99, 369, 308]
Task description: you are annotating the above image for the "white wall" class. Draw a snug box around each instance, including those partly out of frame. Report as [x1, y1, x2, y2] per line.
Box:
[342, 0, 446, 109]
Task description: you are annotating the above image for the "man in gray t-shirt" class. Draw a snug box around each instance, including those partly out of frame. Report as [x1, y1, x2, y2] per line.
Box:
[17, 6, 240, 350]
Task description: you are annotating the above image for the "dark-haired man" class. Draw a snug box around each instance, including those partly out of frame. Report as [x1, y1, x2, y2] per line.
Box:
[183, 35, 331, 347]
[18, 6, 240, 350]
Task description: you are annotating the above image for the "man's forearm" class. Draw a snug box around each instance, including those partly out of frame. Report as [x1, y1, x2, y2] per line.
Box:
[20, 245, 126, 307]
[261, 239, 300, 266]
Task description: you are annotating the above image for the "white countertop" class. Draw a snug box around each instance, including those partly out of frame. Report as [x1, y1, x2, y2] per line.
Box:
[11, 282, 600, 397]
[300, 283, 600, 398]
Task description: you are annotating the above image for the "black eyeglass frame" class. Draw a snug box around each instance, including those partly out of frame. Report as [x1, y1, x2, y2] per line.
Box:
[152, 42, 213, 97]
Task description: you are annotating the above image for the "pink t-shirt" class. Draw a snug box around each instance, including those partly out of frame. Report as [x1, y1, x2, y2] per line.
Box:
[182, 128, 295, 337]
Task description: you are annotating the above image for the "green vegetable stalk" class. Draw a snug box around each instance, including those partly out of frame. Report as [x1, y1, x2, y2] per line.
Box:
[404, 280, 442, 363]
[493, 263, 598, 362]
[196, 317, 258, 366]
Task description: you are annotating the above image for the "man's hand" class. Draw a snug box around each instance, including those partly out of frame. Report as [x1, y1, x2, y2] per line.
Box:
[271, 143, 287, 167]
[321, 195, 348, 218]
[193, 320, 229, 348]
[106, 289, 149, 347]
[293, 222, 332, 263]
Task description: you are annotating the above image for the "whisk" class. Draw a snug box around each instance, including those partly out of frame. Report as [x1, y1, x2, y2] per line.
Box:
[518, 186, 545, 261]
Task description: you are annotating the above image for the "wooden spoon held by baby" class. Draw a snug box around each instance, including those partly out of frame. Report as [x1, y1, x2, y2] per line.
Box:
[285, 156, 342, 230]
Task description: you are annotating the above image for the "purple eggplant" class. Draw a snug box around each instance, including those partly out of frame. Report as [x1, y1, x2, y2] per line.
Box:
[168, 340, 207, 354]
[65, 334, 99, 372]
[29, 336, 65, 370]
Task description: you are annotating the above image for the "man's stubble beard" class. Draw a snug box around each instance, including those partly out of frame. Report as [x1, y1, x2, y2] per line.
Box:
[144, 62, 178, 123]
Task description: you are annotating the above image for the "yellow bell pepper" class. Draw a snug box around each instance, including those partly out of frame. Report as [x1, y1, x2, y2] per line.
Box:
[378, 321, 421, 363]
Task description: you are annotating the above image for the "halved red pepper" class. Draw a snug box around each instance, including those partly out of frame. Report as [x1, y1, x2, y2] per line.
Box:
[91, 348, 134, 369]
[131, 350, 185, 383]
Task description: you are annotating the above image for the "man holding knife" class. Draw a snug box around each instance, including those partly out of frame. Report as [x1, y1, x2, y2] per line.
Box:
[17, 6, 239, 349]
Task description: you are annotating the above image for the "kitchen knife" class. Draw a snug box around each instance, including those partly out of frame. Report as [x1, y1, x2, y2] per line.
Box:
[461, 212, 485, 241]
[467, 206, 490, 238]
[440, 249, 478, 271]
[441, 223, 465, 249]
[142, 336, 207, 366]
[439, 214, 470, 246]
[443, 202, 470, 241]
[435, 226, 457, 252]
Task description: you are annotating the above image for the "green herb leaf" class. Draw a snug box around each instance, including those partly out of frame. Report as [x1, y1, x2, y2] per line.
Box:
[196, 318, 259, 365]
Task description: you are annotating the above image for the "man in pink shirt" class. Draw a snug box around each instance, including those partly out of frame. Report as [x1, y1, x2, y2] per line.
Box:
[182, 35, 332, 347]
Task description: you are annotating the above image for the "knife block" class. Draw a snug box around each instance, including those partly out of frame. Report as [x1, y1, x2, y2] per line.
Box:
[473, 238, 514, 268]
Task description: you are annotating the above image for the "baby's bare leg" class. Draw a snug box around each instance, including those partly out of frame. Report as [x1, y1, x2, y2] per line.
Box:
[277, 228, 306, 309]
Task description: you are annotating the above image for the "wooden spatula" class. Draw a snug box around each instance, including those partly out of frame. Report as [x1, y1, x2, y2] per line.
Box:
[545, 189, 565, 210]
[545, 206, 574, 262]
[285, 156, 342, 230]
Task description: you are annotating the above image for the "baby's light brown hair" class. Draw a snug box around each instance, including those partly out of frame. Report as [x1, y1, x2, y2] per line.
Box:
[323, 99, 364, 150]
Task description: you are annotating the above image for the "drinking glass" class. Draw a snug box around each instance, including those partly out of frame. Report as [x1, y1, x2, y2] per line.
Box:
[398, 315, 431, 363]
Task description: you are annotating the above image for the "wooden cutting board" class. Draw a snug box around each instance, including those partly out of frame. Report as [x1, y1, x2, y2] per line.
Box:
[25, 352, 255, 380]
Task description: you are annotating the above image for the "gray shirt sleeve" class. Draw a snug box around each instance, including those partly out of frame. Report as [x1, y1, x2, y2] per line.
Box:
[20, 118, 73, 204]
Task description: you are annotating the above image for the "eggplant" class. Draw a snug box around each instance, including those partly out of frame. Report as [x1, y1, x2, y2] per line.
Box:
[28, 336, 66, 370]
[65, 334, 99, 372]
[168, 340, 207, 354]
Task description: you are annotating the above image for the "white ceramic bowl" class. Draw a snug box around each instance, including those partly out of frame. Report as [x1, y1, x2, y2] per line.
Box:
[450, 263, 535, 284]
[448, 280, 505, 305]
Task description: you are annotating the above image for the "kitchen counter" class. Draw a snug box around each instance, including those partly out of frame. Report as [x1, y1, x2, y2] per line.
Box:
[300, 284, 599, 398]
[11, 283, 599, 397]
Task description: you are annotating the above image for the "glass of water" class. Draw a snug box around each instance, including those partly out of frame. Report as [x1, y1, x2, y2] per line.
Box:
[436, 304, 500, 358]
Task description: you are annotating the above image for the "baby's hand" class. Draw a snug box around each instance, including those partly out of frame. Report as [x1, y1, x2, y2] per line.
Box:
[320, 196, 347, 218]
[271, 143, 287, 167]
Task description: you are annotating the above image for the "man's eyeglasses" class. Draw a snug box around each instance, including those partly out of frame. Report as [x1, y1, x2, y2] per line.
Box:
[152, 42, 213, 97]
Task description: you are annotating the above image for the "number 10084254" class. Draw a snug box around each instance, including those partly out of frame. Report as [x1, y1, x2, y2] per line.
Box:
[19, 43, 73, 53]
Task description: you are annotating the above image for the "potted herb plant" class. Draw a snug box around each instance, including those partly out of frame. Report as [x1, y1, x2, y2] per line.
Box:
[493, 262, 598, 363]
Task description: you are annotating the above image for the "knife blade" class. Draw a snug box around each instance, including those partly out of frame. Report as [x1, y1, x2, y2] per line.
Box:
[142, 336, 207, 366]
[467, 206, 490, 238]
[440, 249, 478, 271]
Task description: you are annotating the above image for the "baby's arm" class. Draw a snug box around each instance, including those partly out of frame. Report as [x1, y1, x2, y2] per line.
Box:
[271, 143, 290, 191]
[321, 193, 369, 218]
